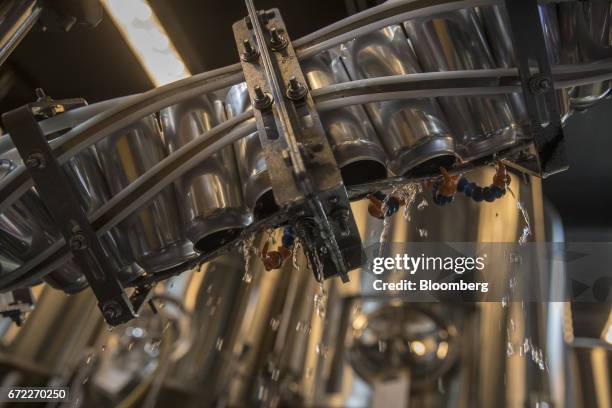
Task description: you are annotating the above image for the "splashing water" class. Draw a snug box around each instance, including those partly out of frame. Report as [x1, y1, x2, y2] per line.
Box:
[292, 239, 301, 271]
[315, 343, 329, 359]
[397, 183, 423, 222]
[241, 234, 257, 283]
[269, 317, 280, 331]
[313, 286, 327, 319]
[417, 198, 429, 211]
[507, 186, 531, 245]
[506, 337, 548, 371]
[377, 183, 423, 258]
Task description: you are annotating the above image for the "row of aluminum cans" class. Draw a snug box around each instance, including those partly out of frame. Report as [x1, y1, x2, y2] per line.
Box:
[0, 2, 609, 293]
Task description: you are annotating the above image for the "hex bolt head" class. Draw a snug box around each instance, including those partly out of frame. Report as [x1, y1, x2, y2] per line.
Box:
[69, 233, 87, 251]
[269, 27, 287, 50]
[529, 74, 552, 95]
[102, 301, 122, 322]
[241, 39, 259, 62]
[25, 153, 45, 170]
[286, 76, 308, 101]
[252, 85, 272, 110]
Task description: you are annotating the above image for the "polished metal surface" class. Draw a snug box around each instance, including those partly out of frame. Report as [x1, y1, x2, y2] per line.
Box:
[95, 115, 194, 273]
[161, 96, 252, 254]
[558, 0, 612, 109]
[0, 0, 42, 67]
[0, 157, 88, 293]
[480, 4, 572, 122]
[341, 25, 458, 176]
[302, 50, 388, 185]
[403, 9, 519, 160]
[226, 83, 277, 219]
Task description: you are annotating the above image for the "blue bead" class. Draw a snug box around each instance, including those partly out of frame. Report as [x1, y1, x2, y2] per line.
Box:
[483, 187, 495, 202]
[464, 182, 476, 197]
[282, 227, 295, 247]
[457, 177, 469, 192]
[472, 187, 484, 202]
[491, 186, 504, 198]
[385, 197, 400, 217]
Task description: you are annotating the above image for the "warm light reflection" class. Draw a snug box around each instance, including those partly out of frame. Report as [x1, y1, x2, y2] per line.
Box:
[602, 310, 612, 344]
[101, 0, 190, 87]
[411, 340, 426, 356]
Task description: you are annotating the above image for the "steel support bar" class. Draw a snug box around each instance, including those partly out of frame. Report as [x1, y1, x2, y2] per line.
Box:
[2, 106, 150, 326]
[504, 0, 568, 177]
[234, 2, 362, 281]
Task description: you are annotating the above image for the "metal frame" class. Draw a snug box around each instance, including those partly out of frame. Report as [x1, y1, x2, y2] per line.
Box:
[0, 0, 609, 315]
[504, 0, 568, 177]
[2, 104, 151, 326]
[234, 2, 362, 281]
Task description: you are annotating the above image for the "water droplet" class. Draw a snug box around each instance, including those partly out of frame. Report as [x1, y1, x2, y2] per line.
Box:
[315, 343, 329, 359]
[508, 186, 531, 245]
[82, 377, 89, 385]
[418, 228, 428, 238]
[269, 317, 280, 331]
[216, 337, 224, 351]
[86, 354, 93, 365]
[501, 295, 508, 307]
[378, 340, 387, 353]
[242, 272, 253, 284]
[506, 342, 514, 356]
[128, 341, 134, 351]
[417, 198, 428, 211]
[306, 367, 314, 379]
[271, 368, 280, 381]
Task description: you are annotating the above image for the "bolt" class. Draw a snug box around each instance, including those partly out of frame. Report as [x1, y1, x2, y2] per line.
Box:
[286, 76, 308, 100]
[102, 301, 122, 322]
[69, 233, 87, 251]
[241, 39, 259, 62]
[333, 209, 351, 237]
[25, 153, 45, 170]
[269, 27, 287, 50]
[529, 74, 552, 95]
[252, 85, 272, 110]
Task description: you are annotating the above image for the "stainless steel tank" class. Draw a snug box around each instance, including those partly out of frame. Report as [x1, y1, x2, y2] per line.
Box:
[341, 25, 458, 176]
[95, 115, 194, 273]
[402, 9, 519, 160]
[160, 96, 252, 254]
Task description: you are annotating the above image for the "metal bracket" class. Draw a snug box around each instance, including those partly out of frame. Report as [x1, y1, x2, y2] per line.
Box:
[503, 0, 568, 178]
[233, 1, 363, 281]
[2, 105, 152, 326]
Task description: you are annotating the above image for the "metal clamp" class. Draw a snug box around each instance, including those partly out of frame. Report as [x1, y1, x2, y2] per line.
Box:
[2, 105, 152, 326]
[233, 1, 363, 281]
[503, 0, 568, 177]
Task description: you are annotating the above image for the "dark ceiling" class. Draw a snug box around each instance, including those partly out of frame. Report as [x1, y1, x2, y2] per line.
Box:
[0, 0, 353, 113]
[0, 0, 610, 233]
